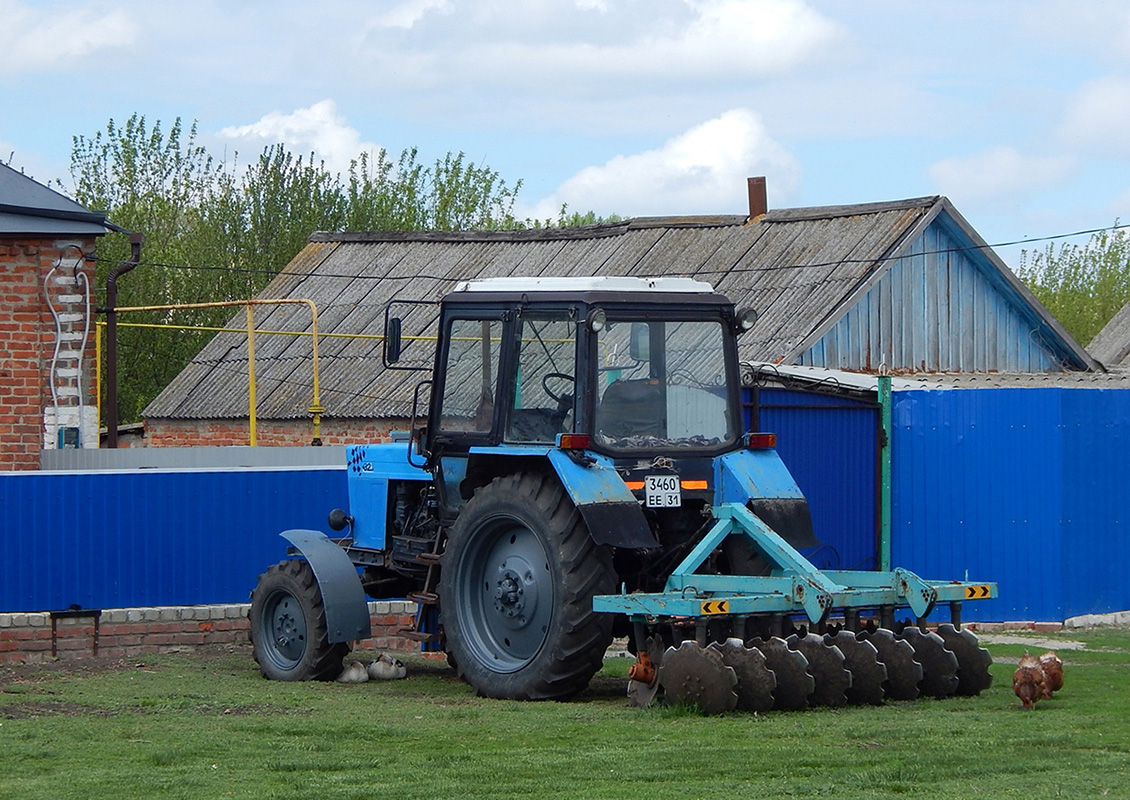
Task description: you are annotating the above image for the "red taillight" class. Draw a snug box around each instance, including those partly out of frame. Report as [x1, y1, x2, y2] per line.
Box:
[557, 433, 591, 450]
[747, 432, 777, 449]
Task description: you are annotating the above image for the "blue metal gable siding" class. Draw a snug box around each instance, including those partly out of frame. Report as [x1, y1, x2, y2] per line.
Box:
[802, 221, 1061, 372]
[891, 387, 1130, 621]
[753, 387, 878, 572]
[0, 467, 347, 613]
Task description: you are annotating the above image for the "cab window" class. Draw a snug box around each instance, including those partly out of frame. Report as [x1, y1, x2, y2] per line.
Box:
[438, 318, 502, 432]
[505, 315, 576, 442]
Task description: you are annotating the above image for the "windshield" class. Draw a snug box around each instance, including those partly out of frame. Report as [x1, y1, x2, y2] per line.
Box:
[593, 317, 737, 451]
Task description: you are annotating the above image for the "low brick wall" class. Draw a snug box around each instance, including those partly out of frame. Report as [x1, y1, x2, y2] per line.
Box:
[0, 601, 418, 664]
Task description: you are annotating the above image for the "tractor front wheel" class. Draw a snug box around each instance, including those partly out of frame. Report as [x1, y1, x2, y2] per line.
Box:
[249, 559, 349, 681]
[441, 472, 615, 700]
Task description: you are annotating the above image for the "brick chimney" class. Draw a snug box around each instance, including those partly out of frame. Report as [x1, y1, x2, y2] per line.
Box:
[747, 176, 767, 220]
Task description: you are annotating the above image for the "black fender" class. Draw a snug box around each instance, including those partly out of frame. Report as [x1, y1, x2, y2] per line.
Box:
[279, 529, 372, 644]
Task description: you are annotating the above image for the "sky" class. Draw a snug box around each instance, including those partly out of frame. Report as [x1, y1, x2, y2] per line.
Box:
[3, 0, 1130, 269]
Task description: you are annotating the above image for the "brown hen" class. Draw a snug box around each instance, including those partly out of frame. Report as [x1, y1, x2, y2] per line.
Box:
[1038, 650, 1064, 698]
[1013, 652, 1047, 709]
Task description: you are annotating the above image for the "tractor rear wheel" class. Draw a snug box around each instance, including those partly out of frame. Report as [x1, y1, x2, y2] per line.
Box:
[250, 559, 350, 681]
[441, 472, 616, 700]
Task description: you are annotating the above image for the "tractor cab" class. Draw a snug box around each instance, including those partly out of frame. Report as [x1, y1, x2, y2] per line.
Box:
[417, 276, 753, 518]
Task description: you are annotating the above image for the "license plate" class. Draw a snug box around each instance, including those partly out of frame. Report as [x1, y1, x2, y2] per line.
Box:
[645, 474, 681, 508]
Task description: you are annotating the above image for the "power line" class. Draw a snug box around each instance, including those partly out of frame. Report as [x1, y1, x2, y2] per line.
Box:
[85, 219, 1130, 286]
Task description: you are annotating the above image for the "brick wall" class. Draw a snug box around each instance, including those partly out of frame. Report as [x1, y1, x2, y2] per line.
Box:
[0, 236, 99, 470]
[0, 600, 418, 664]
[143, 417, 404, 447]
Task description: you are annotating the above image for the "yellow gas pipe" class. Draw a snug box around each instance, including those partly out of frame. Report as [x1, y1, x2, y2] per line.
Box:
[110, 299, 324, 446]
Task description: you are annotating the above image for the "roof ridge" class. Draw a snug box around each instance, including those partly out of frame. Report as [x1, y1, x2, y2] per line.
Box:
[763, 196, 940, 223]
[308, 215, 748, 244]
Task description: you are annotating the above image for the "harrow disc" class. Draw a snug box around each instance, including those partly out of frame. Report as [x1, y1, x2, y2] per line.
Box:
[934, 624, 993, 696]
[898, 627, 959, 698]
[748, 636, 814, 711]
[857, 628, 922, 700]
[659, 641, 738, 715]
[708, 638, 776, 713]
[787, 632, 851, 707]
[825, 631, 887, 706]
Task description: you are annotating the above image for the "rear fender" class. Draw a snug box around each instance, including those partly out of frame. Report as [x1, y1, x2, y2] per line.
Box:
[467, 445, 658, 549]
[545, 449, 658, 549]
[279, 529, 372, 644]
[713, 448, 818, 549]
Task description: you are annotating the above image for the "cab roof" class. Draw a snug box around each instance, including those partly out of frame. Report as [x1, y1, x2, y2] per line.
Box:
[450, 276, 716, 295]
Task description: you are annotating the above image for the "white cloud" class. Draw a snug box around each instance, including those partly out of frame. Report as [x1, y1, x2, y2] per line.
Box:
[929, 146, 1075, 205]
[368, 0, 452, 30]
[1060, 75, 1130, 157]
[523, 109, 799, 219]
[673, 0, 843, 73]
[0, 0, 136, 75]
[217, 100, 381, 175]
[361, 0, 844, 91]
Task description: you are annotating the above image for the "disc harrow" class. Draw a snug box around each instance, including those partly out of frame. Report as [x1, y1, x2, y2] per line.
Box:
[825, 631, 886, 706]
[934, 622, 994, 696]
[594, 501, 998, 715]
[748, 635, 813, 711]
[658, 640, 738, 715]
[787, 631, 852, 707]
[857, 627, 922, 700]
[897, 626, 960, 698]
[625, 622, 990, 714]
[708, 638, 776, 712]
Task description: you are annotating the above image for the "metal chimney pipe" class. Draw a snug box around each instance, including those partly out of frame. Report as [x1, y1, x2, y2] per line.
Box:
[747, 176, 767, 219]
[104, 232, 144, 448]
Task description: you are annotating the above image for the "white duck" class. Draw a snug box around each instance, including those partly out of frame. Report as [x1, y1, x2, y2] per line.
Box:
[335, 660, 370, 683]
[367, 653, 407, 680]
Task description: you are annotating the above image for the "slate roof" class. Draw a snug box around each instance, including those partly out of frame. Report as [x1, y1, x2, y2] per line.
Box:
[0, 163, 116, 236]
[144, 196, 1092, 421]
[748, 362, 1130, 397]
[1088, 301, 1130, 369]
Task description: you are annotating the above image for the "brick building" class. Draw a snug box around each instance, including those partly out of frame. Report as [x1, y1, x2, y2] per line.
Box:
[0, 164, 115, 470]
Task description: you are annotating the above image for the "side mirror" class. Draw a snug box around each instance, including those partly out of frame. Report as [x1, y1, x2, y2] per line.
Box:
[385, 317, 403, 363]
[629, 322, 650, 362]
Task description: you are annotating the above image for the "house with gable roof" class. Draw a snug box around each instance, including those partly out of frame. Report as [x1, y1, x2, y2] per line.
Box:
[142, 189, 1096, 447]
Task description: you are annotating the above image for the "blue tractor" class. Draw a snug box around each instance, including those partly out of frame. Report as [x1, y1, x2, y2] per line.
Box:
[249, 277, 996, 712]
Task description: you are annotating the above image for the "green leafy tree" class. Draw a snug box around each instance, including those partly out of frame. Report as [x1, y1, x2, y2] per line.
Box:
[64, 113, 528, 424]
[1017, 224, 1130, 346]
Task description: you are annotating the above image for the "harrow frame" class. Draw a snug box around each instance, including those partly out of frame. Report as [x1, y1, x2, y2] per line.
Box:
[593, 502, 997, 627]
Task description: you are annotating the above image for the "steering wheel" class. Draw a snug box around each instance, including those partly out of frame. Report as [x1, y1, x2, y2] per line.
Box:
[542, 372, 575, 403]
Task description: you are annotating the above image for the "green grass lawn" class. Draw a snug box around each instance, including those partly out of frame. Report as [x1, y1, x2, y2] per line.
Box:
[2, 628, 1128, 800]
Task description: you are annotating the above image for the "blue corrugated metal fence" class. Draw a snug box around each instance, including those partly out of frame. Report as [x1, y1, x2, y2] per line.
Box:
[0, 466, 346, 612]
[6, 385, 1127, 621]
[754, 387, 879, 572]
[892, 388, 1130, 621]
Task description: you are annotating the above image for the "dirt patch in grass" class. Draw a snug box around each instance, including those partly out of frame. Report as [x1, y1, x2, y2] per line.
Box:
[0, 700, 115, 719]
[0, 643, 253, 686]
[977, 634, 1088, 650]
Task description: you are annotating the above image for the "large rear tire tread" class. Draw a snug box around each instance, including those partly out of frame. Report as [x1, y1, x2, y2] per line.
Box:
[441, 472, 616, 701]
[249, 559, 350, 681]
